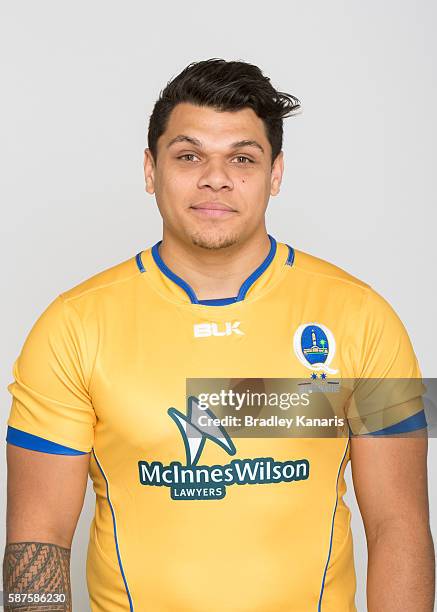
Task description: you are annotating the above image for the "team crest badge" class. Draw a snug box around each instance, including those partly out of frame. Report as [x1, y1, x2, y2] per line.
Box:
[293, 323, 338, 376]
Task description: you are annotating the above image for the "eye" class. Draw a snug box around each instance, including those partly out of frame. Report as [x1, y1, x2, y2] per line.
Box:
[232, 155, 254, 164]
[178, 153, 200, 162]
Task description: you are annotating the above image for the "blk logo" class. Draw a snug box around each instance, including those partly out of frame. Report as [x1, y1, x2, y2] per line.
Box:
[193, 321, 244, 338]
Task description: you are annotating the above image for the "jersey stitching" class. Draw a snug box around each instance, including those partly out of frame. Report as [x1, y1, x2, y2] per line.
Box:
[353, 287, 372, 380]
[92, 449, 134, 611]
[60, 297, 96, 395]
[293, 253, 371, 292]
[317, 437, 351, 611]
[60, 269, 140, 304]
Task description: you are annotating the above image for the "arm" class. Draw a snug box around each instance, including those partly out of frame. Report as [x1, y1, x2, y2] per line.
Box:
[350, 431, 435, 611]
[3, 444, 89, 612]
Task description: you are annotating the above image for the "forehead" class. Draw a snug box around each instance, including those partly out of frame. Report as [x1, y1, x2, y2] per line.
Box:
[160, 102, 269, 149]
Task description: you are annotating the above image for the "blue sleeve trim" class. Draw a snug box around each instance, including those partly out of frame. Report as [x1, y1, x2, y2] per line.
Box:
[6, 426, 87, 455]
[363, 409, 427, 436]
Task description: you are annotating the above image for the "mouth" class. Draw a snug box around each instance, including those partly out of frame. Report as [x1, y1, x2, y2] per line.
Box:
[189, 201, 237, 218]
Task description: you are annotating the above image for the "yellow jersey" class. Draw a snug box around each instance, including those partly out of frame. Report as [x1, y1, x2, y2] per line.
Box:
[6, 236, 426, 611]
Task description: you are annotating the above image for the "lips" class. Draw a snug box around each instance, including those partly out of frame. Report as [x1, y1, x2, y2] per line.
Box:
[189, 201, 236, 218]
[190, 201, 235, 211]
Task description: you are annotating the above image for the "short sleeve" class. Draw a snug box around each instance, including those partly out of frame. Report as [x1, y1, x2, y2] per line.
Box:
[6, 295, 96, 452]
[347, 287, 426, 435]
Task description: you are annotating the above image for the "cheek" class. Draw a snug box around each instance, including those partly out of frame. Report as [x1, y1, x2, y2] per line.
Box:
[237, 178, 270, 216]
[157, 171, 191, 207]
[167, 172, 195, 197]
[239, 173, 270, 198]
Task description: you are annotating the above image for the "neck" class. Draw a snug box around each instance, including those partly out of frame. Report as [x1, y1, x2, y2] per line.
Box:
[158, 229, 272, 301]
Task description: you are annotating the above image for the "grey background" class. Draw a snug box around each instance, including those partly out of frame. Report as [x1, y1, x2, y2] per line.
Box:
[1, 1, 436, 610]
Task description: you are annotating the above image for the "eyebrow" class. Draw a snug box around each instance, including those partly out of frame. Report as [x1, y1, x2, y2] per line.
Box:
[166, 135, 265, 154]
[167, 135, 202, 149]
[231, 139, 264, 154]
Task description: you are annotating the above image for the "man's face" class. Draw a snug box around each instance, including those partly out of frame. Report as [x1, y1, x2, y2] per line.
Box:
[144, 102, 283, 250]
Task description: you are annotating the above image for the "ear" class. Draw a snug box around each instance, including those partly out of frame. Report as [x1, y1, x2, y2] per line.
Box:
[270, 150, 284, 196]
[143, 148, 156, 194]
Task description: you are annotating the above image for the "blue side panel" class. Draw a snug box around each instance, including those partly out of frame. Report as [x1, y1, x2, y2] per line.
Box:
[92, 449, 134, 611]
[318, 438, 350, 610]
[6, 426, 87, 455]
[135, 252, 145, 273]
[364, 410, 427, 436]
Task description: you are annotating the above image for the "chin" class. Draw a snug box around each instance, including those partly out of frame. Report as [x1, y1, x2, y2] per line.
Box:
[190, 230, 240, 250]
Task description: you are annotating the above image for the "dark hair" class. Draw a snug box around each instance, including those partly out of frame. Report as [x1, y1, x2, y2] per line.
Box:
[147, 58, 300, 163]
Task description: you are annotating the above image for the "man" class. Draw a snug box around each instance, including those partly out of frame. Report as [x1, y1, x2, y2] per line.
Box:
[3, 59, 435, 611]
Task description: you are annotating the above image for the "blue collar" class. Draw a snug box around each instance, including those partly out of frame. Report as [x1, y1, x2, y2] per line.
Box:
[150, 235, 277, 305]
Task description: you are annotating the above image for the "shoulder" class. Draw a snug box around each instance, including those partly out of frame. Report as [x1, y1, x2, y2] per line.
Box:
[285, 246, 419, 377]
[17, 254, 142, 350]
[58, 254, 141, 307]
[291, 247, 371, 292]
[287, 246, 402, 325]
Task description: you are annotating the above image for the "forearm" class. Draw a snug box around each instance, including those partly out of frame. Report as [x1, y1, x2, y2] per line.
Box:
[3, 542, 72, 612]
[367, 524, 435, 611]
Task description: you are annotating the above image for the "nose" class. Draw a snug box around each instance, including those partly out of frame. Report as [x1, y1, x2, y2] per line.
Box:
[197, 158, 234, 192]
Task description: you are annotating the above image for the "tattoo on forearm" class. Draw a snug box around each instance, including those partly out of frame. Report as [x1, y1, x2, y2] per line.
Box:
[2, 542, 72, 611]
